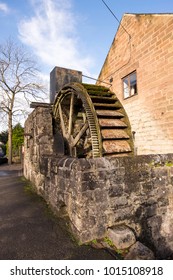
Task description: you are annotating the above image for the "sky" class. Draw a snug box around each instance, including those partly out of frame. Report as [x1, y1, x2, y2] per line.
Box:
[1, 0, 173, 81]
[0, 0, 173, 130]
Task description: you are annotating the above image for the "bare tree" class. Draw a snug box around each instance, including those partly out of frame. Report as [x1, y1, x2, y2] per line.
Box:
[0, 39, 46, 164]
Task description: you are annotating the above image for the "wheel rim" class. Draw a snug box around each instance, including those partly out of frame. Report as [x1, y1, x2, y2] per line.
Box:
[53, 83, 102, 158]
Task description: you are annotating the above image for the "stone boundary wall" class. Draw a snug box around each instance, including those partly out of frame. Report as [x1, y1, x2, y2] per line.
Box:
[24, 108, 173, 259]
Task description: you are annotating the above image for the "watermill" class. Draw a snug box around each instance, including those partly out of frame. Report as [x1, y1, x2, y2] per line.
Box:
[53, 82, 134, 158]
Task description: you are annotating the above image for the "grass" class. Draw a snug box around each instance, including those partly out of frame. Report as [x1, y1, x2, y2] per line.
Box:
[88, 236, 129, 259]
[103, 236, 115, 247]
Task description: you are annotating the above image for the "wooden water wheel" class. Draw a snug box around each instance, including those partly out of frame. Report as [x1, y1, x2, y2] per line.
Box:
[53, 83, 133, 158]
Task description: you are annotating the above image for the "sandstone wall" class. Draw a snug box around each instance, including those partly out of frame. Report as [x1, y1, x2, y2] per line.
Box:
[98, 14, 173, 155]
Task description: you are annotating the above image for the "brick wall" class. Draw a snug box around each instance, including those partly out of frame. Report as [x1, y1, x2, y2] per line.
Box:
[98, 14, 173, 155]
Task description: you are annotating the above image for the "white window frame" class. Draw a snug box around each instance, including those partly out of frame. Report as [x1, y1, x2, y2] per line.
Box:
[122, 71, 137, 99]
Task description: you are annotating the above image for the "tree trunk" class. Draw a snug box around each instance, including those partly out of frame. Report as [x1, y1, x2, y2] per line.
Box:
[8, 111, 13, 165]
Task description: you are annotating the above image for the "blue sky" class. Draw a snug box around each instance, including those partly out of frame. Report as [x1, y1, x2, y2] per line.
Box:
[0, 0, 173, 82]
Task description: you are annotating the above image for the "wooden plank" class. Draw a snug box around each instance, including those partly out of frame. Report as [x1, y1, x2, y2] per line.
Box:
[101, 129, 129, 139]
[103, 140, 131, 153]
[99, 119, 127, 127]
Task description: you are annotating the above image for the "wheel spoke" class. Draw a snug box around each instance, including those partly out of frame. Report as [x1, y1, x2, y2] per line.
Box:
[59, 103, 66, 136]
[72, 122, 89, 147]
[68, 93, 74, 135]
[82, 112, 87, 123]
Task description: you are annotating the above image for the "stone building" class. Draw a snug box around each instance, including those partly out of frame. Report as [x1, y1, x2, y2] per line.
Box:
[98, 13, 173, 155]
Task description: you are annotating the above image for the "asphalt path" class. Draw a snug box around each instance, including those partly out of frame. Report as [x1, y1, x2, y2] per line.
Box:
[0, 164, 115, 260]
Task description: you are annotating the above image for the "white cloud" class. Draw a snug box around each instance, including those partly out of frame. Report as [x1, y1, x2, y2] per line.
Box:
[18, 0, 94, 75]
[0, 2, 10, 13]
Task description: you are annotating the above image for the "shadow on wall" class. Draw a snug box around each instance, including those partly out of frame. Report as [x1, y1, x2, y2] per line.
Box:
[121, 155, 173, 259]
[135, 198, 173, 259]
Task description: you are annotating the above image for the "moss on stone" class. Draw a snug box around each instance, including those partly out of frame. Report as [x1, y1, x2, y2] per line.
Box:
[165, 161, 173, 167]
[148, 160, 173, 168]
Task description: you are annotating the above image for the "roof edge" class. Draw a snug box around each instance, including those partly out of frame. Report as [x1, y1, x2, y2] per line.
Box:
[124, 13, 173, 16]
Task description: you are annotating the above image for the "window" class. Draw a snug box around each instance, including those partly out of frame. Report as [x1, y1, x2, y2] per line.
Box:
[122, 71, 137, 99]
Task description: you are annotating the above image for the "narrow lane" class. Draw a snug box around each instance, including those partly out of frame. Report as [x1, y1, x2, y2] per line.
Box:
[0, 165, 114, 260]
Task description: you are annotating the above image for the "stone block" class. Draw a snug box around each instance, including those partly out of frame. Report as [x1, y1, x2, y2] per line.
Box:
[110, 197, 128, 210]
[94, 188, 108, 203]
[170, 167, 173, 176]
[50, 66, 82, 103]
[108, 184, 124, 197]
[80, 181, 98, 191]
[109, 172, 125, 185]
[152, 167, 168, 178]
[114, 206, 134, 222]
[124, 182, 141, 195]
[78, 158, 92, 171]
[138, 168, 151, 182]
[88, 157, 112, 170]
[170, 176, 173, 185]
[125, 241, 155, 260]
[107, 225, 136, 249]
[97, 170, 110, 181]
[81, 171, 102, 190]
[141, 181, 154, 193]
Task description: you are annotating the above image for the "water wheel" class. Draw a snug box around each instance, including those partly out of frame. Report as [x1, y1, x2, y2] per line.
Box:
[53, 83, 133, 158]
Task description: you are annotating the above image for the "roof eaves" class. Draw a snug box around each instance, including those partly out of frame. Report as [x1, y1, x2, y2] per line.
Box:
[124, 13, 173, 16]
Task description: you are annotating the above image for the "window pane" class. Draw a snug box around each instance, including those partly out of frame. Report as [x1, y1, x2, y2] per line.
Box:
[122, 71, 137, 99]
[123, 78, 129, 98]
[130, 73, 137, 95]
